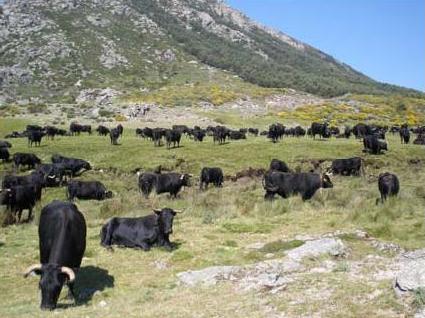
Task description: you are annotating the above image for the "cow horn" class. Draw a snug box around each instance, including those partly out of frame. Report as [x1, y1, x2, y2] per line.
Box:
[153, 209, 162, 213]
[173, 209, 184, 214]
[61, 267, 76, 282]
[47, 175, 56, 179]
[180, 174, 185, 180]
[23, 264, 42, 277]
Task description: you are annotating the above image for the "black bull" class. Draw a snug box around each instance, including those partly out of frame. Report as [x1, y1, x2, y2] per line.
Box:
[329, 157, 365, 176]
[263, 171, 333, 201]
[23, 201, 86, 310]
[100, 208, 181, 251]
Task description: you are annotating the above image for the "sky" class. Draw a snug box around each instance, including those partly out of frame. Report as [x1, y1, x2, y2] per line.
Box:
[227, 0, 425, 92]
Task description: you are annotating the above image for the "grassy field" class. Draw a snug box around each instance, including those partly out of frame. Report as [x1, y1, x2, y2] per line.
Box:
[0, 117, 424, 317]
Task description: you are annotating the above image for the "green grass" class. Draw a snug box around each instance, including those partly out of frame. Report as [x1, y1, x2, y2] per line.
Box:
[0, 117, 424, 317]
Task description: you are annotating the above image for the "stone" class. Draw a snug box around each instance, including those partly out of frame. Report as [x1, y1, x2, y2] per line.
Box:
[395, 249, 425, 292]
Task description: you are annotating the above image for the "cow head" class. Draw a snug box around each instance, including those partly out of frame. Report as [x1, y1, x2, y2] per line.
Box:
[24, 264, 75, 310]
[0, 188, 13, 204]
[105, 190, 113, 199]
[321, 173, 334, 188]
[154, 208, 182, 235]
[179, 174, 191, 187]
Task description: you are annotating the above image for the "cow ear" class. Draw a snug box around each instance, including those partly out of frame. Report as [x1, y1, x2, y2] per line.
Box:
[153, 209, 162, 215]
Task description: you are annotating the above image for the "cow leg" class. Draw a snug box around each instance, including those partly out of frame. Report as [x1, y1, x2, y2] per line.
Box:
[66, 281, 76, 302]
[139, 241, 151, 251]
[264, 191, 275, 200]
[27, 207, 33, 221]
[17, 209, 23, 223]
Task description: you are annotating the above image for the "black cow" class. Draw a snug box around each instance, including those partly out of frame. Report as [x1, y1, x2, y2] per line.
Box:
[51, 155, 91, 177]
[200, 167, 224, 190]
[0, 140, 12, 148]
[152, 128, 166, 147]
[67, 180, 112, 201]
[213, 126, 230, 145]
[330, 157, 364, 176]
[344, 126, 352, 138]
[192, 129, 206, 142]
[229, 131, 246, 140]
[310, 122, 330, 139]
[353, 123, 372, 139]
[400, 127, 410, 144]
[0, 184, 41, 222]
[141, 127, 153, 140]
[138, 172, 191, 198]
[110, 128, 120, 145]
[100, 208, 181, 251]
[0, 147, 10, 162]
[44, 126, 59, 140]
[116, 124, 123, 136]
[165, 129, 182, 149]
[2, 171, 45, 194]
[269, 159, 291, 172]
[172, 125, 189, 135]
[248, 128, 259, 136]
[263, 171, 333, 201]
[13, 153, 41, 170]
[5, 131, 27, 138]
[268, 123, 285, 142]
[28, 130, 45, 147]
[70, 123, 91, 136]
[363, 135, 387, 154]
[96, 125, 110, 136]
[377, 172, 399, 204]
[23, 201, 86, 310]
[36, 163, 67, 187]
[414, 134, 425, 145]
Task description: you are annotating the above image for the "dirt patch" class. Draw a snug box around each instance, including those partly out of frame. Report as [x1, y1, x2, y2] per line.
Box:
[225, 167, 266, 182]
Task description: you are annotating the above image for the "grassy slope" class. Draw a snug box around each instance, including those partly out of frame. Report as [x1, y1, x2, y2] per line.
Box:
[0, 118, 424, 317]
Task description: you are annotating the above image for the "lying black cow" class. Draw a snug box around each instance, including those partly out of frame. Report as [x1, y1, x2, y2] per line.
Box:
[96, 125, 110, 136]
[28, 130, 45, 147]
[0, 147, 10, 162]
[100, 208, 181, 251]
[51, 154, 91, 177]
[110, 128, 120, 145]
[67, 180, 112, 201]
[330, 157, 364, 176]
[263, 171, 333, 201]
[24, 201, 86, 310]
[363, 135, 387, 154]
[138, 172, 191, 198]
[377, 172, 399, 204]
[248, 128, 259, 136]
[13, 152, 41, 170]
[36, 163, 67, 187]
[200, 167, 224, 190]
[165, 129, 181, 149]
[0, 184, 41, 223]
[229, 131, 246, 140]
[269, 159, 291, 172]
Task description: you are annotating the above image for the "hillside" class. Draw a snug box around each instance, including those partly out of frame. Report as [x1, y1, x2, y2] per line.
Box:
[0, 0, 421, 104]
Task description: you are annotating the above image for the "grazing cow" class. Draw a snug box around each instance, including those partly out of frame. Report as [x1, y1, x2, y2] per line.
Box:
[141, 127, 153, 140]
[28, 130, 45, 147]
[0, 184, 41, 222]
[0, 147, 10, 162]
[213, 126, 230, 145]
[293, 126, 306, 137]
[269, 159, 291, 173]
[67, 180, 112, 201]
[152, 128, 166, 147]
[352, 123, 372, 139]
[363, 135, 387, 155]
[172, 125, 189, 135]
[399, 126, 410, 144]
[70, 122, 91, 135]
[248, 128, 259, 136]
[36, 163, 67, 187]
[100, 208, 181, 251]
[263, 171, 333, 201]
[51, 155, 91, 177]
[229, 130, 246, 140]
[96, 125, 110, 136]
[2, 171, 45, 194]
[310, 122, 330, 139]
[23, 201, 86, 310]
[110, 128, 120, 145]
[44, 126, 59, 140]
[268, 123, 285, 142]
[165, 129, 182, 149]
[13, 153, 41, 170]
[0, 140, 12, 148]
[200, 167, 224, 190]
[377, 172, 399, 204]
[330, 157, 364, 176]
[192, 129, 206, 142]
[138, 172, 191, 198]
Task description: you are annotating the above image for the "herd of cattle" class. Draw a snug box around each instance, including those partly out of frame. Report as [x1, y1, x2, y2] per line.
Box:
[0, 120, 422, 310]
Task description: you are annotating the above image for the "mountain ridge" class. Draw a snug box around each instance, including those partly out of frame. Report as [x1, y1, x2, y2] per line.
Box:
[0, 0, 422, 104]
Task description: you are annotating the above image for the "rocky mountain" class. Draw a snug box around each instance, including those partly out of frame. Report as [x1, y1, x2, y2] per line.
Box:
[0, 0, 420, 104]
